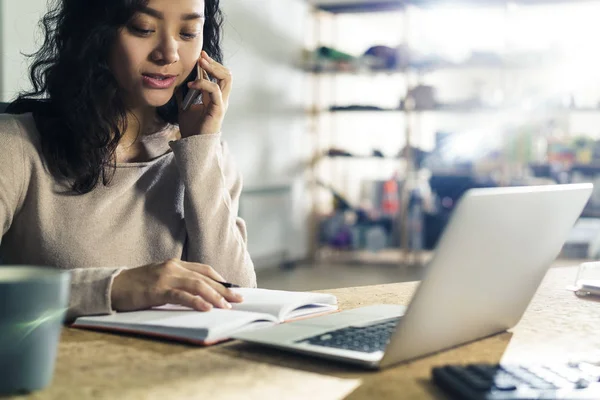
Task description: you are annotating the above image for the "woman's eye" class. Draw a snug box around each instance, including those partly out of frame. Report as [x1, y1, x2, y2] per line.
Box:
[131, 26, 154, 36]
[180, 32, 199, 40]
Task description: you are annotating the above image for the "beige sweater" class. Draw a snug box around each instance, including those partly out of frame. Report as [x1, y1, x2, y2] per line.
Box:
[0, 113, 256, 320]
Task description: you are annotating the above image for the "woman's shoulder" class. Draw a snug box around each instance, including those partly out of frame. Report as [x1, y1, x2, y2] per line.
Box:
[0, 113, 43, 159]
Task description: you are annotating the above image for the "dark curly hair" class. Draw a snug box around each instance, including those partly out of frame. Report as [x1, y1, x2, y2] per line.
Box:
[7, 0, 223, 193]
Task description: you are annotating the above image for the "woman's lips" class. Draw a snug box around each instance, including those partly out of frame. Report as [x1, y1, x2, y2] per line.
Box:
[142, 74, 177, 89]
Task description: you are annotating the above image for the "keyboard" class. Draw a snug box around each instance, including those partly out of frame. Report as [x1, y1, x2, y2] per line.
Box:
[296, 317, 400, 353]
[432, 362, 600, 400]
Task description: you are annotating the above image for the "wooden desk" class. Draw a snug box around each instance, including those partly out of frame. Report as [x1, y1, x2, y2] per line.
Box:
[12, 264, 600, 400]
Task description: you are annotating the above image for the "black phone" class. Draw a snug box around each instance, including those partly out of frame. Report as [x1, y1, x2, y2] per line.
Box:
[180, 64, 199, 101]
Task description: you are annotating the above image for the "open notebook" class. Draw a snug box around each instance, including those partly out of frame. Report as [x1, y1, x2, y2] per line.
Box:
[71, 288, 338, 345]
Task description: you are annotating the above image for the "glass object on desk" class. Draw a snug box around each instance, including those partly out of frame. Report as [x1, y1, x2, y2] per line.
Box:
[569, 262, 600, 297]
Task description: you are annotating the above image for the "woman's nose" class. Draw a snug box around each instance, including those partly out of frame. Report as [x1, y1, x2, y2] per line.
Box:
[150, 36, 180, 65]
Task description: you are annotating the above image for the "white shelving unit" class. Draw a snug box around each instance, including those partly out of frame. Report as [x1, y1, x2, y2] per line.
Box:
[306, 0, 600, 264]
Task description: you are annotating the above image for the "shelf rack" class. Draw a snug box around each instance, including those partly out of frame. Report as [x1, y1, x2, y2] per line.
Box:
[305, 0, 600, 266]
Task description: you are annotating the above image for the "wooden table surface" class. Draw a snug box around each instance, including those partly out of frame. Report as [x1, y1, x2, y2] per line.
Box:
[11, 261, 600, 400]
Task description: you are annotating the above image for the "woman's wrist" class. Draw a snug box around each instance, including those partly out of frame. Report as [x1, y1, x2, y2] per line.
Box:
[173, 131, 221, 142]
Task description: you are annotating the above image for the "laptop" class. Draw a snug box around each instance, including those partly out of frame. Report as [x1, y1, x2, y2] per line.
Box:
[233, 183, 593, 369]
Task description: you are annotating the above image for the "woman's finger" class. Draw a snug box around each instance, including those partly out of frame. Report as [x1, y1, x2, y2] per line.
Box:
[176, 261, 243, 303]
[174, 277, 232, 309]
[200, 58, 231, 83]
[201, 51, 230, 78]
[200, 277, 244, 303]
[163, 288, 213, 311]
[178, 260, 226, 282]
[187, 79, 224, 109]
[200, 51, 232, 102]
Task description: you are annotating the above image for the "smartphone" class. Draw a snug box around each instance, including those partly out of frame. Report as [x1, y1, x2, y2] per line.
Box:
[182, 63, 206, 111]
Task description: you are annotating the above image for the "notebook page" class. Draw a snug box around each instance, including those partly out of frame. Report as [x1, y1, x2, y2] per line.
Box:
[73, 309, 278, 342]
[230, 288, 337, 320]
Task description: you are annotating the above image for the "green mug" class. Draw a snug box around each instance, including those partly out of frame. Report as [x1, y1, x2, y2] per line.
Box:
[0, 266, 70, 395]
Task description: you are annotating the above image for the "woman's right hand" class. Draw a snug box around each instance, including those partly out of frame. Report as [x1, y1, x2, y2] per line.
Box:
[110, 259, 244, 312]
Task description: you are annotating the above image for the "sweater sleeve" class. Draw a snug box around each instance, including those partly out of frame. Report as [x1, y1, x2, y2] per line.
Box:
[169, 134, 256, 287]
[65, 268, 124, 321]
[1, 115, 124, 321]
[0, 116, 26, 237]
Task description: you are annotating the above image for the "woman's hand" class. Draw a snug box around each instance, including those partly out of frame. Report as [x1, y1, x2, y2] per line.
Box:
[177, 51, 232, 138]
[110, 258, 243, 312]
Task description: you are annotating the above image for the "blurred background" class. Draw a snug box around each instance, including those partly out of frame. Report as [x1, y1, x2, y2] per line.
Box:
[2, 0, 600, 290]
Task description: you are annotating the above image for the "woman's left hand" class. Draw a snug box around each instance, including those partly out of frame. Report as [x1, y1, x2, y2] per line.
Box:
[177, 51, 232, 138]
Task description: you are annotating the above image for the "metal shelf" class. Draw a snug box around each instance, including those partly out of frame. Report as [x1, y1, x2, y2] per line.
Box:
[310, 0, 596, 14]
[324, 155, 404, 160]
[323, 107, 600, 114]
[304, 61, 553, 75]
[316, 247, 432, 267]
[306, 0, 599, 263]
[310, 0, 404, 13]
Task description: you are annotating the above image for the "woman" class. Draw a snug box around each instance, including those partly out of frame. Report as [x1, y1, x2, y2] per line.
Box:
[0, 0, 254, 320]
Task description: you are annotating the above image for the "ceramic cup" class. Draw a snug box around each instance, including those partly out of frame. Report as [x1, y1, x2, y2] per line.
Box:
[0, 266, 70, 395]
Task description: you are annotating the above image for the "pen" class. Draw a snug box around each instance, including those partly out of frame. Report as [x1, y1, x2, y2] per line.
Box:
[216, 280, 241, 289]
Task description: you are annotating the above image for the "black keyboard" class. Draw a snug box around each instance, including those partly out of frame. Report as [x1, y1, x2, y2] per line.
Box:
[432, 362, 600, 400]
[296, 317, 400, 353]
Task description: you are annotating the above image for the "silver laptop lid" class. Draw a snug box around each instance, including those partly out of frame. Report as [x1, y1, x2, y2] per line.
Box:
[380, 183, 593, 367]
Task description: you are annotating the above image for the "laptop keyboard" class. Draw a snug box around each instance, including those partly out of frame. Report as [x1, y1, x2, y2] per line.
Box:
[296, 317, 401, 353]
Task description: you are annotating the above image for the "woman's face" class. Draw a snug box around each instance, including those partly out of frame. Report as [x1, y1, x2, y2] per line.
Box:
[110, 0, 205, 110]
